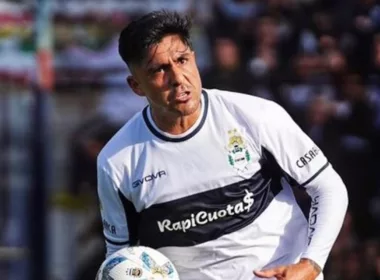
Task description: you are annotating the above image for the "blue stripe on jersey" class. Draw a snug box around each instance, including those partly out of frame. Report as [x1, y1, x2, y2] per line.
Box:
[298, 161, 330, 188]
[118, 189, 140, 245]
[104, 236, 130, 246]
[136, 149, 286, 248]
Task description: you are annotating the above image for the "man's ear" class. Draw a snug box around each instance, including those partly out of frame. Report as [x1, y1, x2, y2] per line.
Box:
[127, 75, 145, 97]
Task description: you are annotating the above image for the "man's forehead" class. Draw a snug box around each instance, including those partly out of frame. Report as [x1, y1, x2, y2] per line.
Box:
[145, 35, 190, 64]
[156, 35, 187, 52]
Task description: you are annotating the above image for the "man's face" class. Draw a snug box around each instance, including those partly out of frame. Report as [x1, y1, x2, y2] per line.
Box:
[128, 34, 202, 117]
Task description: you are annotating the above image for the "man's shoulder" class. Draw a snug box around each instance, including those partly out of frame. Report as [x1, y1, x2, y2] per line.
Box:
[207, 88, 271, 106]
[206, 88, 280, 119]
[97, 110, 146, 169]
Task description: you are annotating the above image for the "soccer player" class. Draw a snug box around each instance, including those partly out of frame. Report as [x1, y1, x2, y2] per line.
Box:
[97, 10, 348, 280]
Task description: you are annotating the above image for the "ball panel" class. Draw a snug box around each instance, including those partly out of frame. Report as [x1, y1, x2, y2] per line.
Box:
[97, 246, 180, 280]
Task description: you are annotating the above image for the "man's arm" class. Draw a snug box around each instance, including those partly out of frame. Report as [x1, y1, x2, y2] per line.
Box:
[97, 162, 138, 257]
[300, 164, 348, 270]
[254, 100, 348, 278]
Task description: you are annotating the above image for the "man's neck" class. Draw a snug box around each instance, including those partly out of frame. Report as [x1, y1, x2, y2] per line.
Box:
[151, 105, 202, 135]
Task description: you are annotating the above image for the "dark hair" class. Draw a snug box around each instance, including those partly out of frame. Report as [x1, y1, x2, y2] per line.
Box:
[118, 10, 193, 67]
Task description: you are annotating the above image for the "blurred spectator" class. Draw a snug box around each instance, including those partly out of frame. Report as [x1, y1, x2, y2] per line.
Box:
[64, 88, 146, 198]
[202, 36, 252, 93]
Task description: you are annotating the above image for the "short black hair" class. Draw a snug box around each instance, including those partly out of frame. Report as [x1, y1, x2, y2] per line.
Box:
[118, 10, 193, 67]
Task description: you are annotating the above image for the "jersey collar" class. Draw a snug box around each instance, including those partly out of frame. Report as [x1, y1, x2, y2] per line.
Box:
[143, 90, 209, 142]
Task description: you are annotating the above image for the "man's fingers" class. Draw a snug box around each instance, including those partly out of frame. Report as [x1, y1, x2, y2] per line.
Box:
[253, 266, 286, 278]
[253, 269, 278, 278]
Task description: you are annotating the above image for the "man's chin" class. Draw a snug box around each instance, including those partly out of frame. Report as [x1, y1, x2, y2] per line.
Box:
[173, 101, 201, 116]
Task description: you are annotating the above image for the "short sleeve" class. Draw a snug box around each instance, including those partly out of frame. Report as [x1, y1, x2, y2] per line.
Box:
[97, 162, 139, 255]
[259, 101, 329, 187]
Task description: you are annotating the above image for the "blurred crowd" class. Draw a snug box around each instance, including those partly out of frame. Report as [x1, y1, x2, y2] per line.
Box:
[204, 2, 380, 280]
[2, 0, 380, 279]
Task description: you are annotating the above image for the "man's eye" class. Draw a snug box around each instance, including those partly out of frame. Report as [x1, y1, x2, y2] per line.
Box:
[178, 58, 188, 64]
[154, 67, 164, 73]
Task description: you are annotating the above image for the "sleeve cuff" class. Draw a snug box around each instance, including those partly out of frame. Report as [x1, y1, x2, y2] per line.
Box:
[299, 162, 330, 188]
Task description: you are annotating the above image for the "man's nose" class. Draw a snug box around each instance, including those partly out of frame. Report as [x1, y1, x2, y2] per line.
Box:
[169, 64, 184, 86]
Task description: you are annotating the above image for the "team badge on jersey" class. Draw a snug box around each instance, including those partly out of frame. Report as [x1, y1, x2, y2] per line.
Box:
[226, 129, 252, 172]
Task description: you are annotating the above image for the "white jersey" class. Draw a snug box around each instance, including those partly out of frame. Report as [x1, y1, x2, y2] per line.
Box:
[97, 89, 333, 280]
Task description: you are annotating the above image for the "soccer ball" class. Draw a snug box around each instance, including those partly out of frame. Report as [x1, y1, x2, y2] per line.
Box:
[96, 246, 180, 280]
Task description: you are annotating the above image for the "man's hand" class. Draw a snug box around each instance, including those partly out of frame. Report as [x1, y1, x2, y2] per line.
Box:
[253, 258, 321, 280]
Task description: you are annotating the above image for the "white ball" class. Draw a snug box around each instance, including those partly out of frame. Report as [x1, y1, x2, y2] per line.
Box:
[96, 246, 180, 280]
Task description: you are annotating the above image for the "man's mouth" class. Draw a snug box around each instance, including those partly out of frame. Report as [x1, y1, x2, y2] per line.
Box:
[174, 91, 191, 102]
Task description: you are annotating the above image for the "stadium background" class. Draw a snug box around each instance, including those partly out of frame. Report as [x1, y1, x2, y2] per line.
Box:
[0, 0, 380, 279]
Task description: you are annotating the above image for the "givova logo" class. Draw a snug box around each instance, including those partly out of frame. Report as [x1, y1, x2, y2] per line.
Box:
[132, 171, 167, 188]
[157, 190, 254, 233]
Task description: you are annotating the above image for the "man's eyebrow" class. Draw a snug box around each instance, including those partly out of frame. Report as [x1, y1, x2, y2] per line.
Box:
[176, 45, 191, 55]
[171, 49, 192, 61]
[176, 51, 191, 57]
[147, 62, 170, 73]
[144, 44, 160, 68]
[145, 46, 191, 69]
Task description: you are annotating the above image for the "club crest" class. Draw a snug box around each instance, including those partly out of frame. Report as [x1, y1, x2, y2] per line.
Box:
[226, 129, 252, 172]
